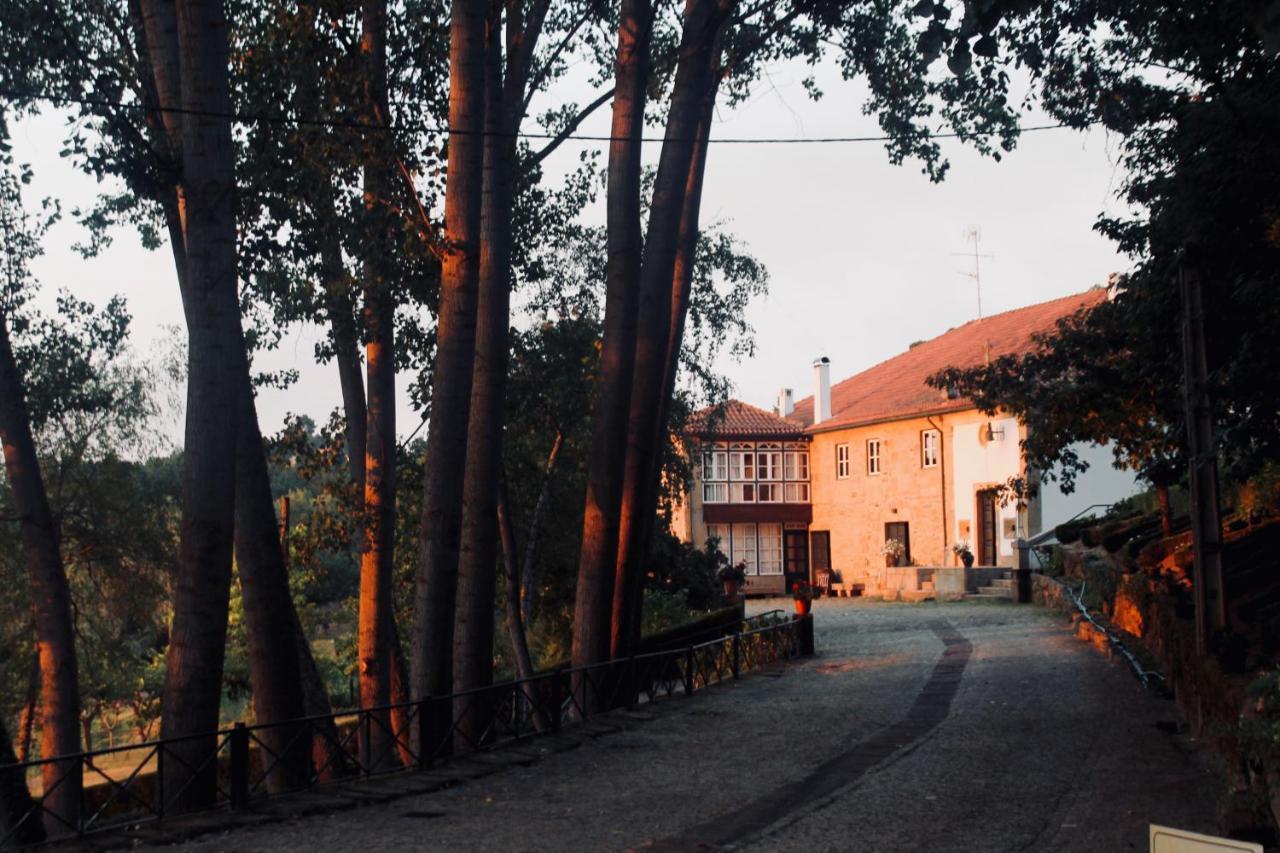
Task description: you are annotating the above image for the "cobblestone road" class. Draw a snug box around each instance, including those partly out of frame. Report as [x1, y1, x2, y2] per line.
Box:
[165, 600, 1220, 852]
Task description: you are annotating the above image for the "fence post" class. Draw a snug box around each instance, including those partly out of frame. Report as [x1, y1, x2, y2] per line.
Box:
[684, 646, 695, 696]
[416, 699, 431, 771]
[800, 613, 815, 656]
[731, 632, 741, 680]
[550, 668, 564, 733]
[230, 722, 249, 810]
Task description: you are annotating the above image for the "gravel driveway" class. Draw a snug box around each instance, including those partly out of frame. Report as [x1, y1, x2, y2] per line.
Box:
[161, 599, 1220, 852]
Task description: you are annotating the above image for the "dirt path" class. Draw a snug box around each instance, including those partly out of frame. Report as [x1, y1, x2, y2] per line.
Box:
[162, 600, 1220, 852]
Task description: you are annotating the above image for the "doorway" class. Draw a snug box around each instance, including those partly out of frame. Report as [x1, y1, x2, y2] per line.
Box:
[977, 489, 998, 565]
[784, 529, 810, 591]
[884, 521, 911, 566]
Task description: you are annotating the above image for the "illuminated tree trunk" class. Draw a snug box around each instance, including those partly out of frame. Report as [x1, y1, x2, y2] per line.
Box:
[612, 0, 729, 659]
[571, 0, 653, 683]
[0, 314, 81, 835]
[609, 46, 721, 653]
[453, 0, 549, 728]
[139, 0, 245, 809]
[412, 0, 487, 704]
[17, 649, 38, 762]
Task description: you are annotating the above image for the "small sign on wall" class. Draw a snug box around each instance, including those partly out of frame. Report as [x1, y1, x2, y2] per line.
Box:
[958, 520, 971, 540]
[1002, 518, 1018, 539]
[1150, 825, 1262, 852]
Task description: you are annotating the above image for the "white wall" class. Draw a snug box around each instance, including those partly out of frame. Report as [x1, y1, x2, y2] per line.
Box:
[1037, 442, 1141, 528]
[951, 416, 1022, 560]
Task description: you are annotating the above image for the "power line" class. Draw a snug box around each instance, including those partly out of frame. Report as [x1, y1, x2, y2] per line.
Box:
[0, 86, 1094, 146]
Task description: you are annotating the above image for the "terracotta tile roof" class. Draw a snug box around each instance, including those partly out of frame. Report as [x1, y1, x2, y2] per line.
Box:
[688, 399, 808, 439]
[789, 289, 1107, 432]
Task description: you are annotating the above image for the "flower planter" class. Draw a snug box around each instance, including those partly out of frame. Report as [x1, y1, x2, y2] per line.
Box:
[723, 579, 741, 598]
[793, 598, 811, 616]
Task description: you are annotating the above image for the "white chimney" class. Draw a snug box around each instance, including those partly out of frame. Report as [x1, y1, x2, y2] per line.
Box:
[813, 357, 831, 424]
[777, 388, 794, 416]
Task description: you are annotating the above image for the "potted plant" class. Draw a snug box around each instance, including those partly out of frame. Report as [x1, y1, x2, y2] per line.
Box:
[791, 580, 813, 616]
[953, 541, 975, 568]
[718, 562, 747, 598]
[880, 538, 906, 567]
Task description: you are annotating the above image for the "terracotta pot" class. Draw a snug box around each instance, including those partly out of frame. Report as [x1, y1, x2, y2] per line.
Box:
[723, 579, 741, 597]
[793, 598, 811, 616]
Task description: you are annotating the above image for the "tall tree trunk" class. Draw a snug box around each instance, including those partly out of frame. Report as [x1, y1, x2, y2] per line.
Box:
[0, 715, 44, 846]
[152, 0, 242, 811]
[497, 477, 536, 682]
[609, 36, 721, 653]
[521, 431, 562, 627]
[612, 0, 728, 659]
[571, 0, 653, 685]
[355, 0, 401, 772]
[0, 315, 81, 836]
[17, 648, 38, 763]
[412, 0, 487, 704]
[232, 377, 308, 790]
[453, 0, 532, 735]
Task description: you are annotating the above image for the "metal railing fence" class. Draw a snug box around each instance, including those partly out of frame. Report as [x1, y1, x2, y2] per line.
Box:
[1, 612, 812, 849]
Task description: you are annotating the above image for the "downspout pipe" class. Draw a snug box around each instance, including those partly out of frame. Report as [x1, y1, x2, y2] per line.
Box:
[926, 416, 947, 564]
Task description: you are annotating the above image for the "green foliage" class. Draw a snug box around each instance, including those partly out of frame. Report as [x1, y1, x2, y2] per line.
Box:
[1241, 670, 1280, 765]
[645, 532, 728, 613]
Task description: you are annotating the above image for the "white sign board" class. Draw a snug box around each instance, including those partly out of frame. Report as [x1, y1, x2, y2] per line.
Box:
[1150, 824, 1262, 853]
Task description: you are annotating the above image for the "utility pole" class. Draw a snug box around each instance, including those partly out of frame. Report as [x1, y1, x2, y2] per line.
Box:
[952, 226, 993, 319]
[1180, 260, 1226, 655]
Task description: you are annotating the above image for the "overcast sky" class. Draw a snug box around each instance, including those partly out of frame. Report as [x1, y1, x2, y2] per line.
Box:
[11, 57, 1131, 448]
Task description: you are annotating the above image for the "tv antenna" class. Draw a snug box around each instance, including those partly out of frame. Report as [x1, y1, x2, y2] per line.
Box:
[952, 226, 993, 319]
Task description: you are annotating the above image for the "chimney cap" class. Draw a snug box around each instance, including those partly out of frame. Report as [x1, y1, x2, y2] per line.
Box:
[813, 356, 830, 367]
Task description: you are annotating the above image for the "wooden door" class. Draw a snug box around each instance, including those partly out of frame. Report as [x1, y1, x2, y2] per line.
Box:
[978, 490, 998, 565]
[884, 521, 910, 566]
[784, 529, 810, 590]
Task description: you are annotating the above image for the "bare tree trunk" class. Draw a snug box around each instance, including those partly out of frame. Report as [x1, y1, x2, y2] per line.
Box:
[453, 0, 533, 736]
[498, 478, 536, 682]
[612, 0, 728, 659]
[17, 648, 38, 763]
[150, 0, 242, 811]
[412, 0, 487, 704]
[571, 0, 653, 685]
[0, 715, 44, 846]
[354, 0, 401, 773]
[0, 315, 81, 836]
[233, 377, 308, 790]
[521, 431, 562, 627]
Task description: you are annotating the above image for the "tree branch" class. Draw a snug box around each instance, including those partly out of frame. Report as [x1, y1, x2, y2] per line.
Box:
[528, 87, 614, 166]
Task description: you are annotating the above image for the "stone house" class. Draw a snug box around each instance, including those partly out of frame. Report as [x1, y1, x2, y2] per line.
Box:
[670, 289, 1123, 596]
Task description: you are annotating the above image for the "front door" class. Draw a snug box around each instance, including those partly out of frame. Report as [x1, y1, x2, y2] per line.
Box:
[884, 521, 911, 566]
[784, 529, 810, 591]
[977, 489, 998, 565]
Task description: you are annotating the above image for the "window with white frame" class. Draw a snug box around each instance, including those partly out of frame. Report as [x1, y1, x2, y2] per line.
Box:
[729, 444, 755, 481]
[867, 438, 882, 475]
[784, 449, 809, 481]
[703, 482, 728, 503]
[836, 443, 850, 479]
[757, 524, 783, 574]
[756, 443, 782, 480]
[757, 482, 782, 502]
[705, 523, 728, 556]
[921, 429, 939, 468]
[702, 443, 728, 480]
[731, 523, 757, 574]
[729, 481, 756, 503]
[784, 481, 811, 502]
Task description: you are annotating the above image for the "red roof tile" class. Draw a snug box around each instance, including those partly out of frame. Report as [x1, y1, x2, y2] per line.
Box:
[789, 289, 1107, 432]
[688, 399, 808, 439]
